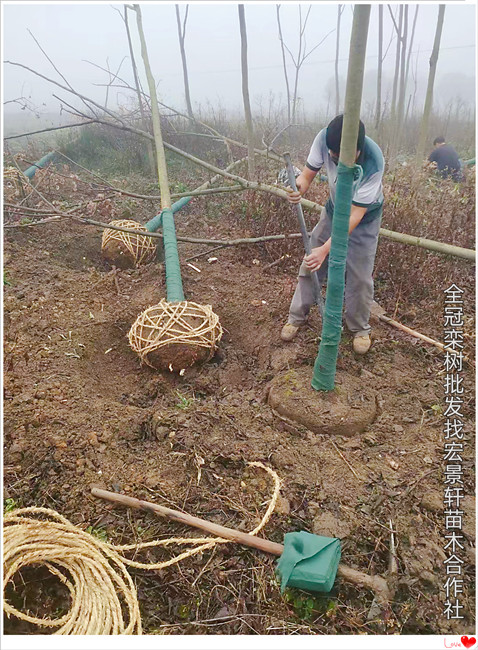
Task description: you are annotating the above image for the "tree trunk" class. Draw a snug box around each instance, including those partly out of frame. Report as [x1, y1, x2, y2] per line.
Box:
[175, 5, 194, 118]
[238, 5, 255, 178]
[276, 5, 291, 125]
[396, 5, 408, 134]
[124, 6, 155, 176]
[390, 5, 403, 123]
[312, 5, 371, 391]
[134, 5, 171, 207]
[404, 6, 419, 99]
[374, 5, 383, 130]
[334, 5, 342, 115]
[135, 4, 184, 302]
[416, 5, 446, 163]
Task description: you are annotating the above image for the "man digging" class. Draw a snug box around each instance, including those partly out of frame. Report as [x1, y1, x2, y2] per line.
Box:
[281, 114, 385, 355]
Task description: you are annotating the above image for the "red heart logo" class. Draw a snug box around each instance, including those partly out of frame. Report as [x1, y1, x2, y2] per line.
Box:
[461, 637, 477, 649]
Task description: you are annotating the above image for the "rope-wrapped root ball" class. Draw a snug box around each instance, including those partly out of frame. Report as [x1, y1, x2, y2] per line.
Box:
[101, 220, 157, 269]
[128, 299, 223, 371]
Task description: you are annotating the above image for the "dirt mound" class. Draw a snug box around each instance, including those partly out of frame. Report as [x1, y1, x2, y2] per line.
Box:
[268, 367, 377, 436]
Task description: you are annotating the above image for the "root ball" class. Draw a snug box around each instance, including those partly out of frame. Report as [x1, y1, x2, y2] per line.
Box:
[128, 300, 223, 371]
[101, 220, 156, 269]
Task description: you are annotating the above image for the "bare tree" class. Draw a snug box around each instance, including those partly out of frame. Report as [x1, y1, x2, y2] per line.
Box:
[400, 4, 419, 129]
[416, 5, 446, 163]
[276, 5, 335, 123]
[175, 5, 193, 118]
[404, 5, 420, 100]
[276, 5, 291, 124]
[389, 4, 403, 123]
[374, 5, 383, 130]
[238, 4, 255, 178]
[113, 6, 156, 175]
[396, 5, 408, 133]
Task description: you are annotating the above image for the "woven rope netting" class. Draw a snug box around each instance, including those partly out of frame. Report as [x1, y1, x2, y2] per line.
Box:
[4, 166, 32, 202]
[3, 462, 280, 635]
[101, 220, 156, 267]
[128, 299, 223, 370]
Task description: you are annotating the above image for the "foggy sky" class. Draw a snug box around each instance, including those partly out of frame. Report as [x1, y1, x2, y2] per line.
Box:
[2, 2, 476, 126]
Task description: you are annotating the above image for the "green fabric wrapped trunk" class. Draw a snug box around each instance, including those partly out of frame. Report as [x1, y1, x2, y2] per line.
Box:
[312, 161, 355, 391]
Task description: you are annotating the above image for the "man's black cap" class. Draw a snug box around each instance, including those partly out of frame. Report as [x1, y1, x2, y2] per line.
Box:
[325, 114, 366, 155]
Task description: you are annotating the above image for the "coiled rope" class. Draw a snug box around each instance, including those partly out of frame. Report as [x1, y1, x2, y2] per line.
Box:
[3, 461, 280, 635]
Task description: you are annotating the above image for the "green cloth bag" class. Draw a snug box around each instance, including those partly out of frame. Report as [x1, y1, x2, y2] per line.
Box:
[276, 531, 341, 593]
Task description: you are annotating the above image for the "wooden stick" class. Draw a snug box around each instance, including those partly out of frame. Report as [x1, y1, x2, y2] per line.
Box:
[91, 487, 392, 605]
[91, 487, 284, 555]
[377, 312, 446, 351]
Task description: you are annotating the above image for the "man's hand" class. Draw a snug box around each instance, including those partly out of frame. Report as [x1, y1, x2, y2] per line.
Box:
[304, 244, 329, 272]
[286, 172, 311, 204]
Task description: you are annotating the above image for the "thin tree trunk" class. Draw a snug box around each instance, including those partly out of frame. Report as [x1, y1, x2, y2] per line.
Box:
[276, 5, 291, 124]
[238, 5, 255, 178]
[404, 5, 419, 99]
[334, 5, 342, 115]
[396, 5, 408, 134]
[175, 5, 194, 118]
[416, 5, 446, 163]
[312, 5, 371, 391]
[375, 5, 383, 130]
[390, 5, 403, 123]
[124, 6, 155, 175]
[134, 5, 171, 206]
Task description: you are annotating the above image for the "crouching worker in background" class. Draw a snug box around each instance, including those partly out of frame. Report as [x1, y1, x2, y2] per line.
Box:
[427, 136, 463, 182]
[281, 114, 385, 355]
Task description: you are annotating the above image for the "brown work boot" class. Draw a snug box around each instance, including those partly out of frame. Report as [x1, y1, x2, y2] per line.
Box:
[280, 322, 300, 342]
[353, 334, 371, 354]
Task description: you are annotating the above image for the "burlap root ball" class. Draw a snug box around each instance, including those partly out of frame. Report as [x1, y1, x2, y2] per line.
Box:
[128, 299, 223, 371]
[101, 220, 157, 269]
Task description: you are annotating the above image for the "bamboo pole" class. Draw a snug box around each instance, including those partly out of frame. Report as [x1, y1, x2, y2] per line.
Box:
[379, 228, 475, 261]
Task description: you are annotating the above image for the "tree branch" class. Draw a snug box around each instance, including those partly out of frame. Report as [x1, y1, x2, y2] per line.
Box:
[4, 120, 96, 140]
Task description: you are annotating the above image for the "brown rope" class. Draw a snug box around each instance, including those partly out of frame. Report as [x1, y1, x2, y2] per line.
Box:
[3, 462, 280, 635]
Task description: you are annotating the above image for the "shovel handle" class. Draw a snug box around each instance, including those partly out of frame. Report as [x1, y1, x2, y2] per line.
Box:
[91, 487, 284, 556]
[91, 488, 392, 604]
[283, 153, 324, 316]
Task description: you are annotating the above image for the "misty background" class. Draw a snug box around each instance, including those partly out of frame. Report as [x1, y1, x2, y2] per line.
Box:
[3, 2, 476, 137]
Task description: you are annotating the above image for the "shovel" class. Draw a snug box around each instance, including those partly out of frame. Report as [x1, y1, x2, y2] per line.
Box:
[91, 487, 391, 606]
[283, 152, 324, 319]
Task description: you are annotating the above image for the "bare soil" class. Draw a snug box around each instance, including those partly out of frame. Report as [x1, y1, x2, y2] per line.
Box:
[3, 182, 475, 636]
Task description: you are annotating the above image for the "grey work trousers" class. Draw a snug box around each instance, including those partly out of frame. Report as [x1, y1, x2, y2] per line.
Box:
[288, 207, 381, 337]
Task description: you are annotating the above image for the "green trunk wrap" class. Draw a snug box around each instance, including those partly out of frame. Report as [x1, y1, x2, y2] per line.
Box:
[312, 161, 355, 391]
[145, 196, 192, 232]
[161, 207, 185, 302]
[24, 152, 57, 179]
